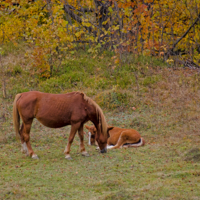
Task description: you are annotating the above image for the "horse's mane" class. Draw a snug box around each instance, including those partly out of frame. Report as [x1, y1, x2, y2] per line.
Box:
[81, 92, 107, 137]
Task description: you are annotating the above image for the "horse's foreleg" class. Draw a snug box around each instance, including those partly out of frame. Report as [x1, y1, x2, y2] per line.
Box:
[22, 121, 38, 159]
[64, 123, 80, 160]
[78, 124, 89, 157]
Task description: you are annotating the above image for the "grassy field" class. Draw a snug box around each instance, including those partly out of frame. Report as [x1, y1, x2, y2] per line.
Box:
[0, 43, 200, 200]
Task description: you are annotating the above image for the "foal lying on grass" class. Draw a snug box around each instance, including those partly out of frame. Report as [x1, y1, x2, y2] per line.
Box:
[85, 125, 145, 149]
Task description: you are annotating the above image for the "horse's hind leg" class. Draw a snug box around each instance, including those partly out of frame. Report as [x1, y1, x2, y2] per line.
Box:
[78, 124, 89, 157]
[19, 123, 28, 155]
[64, 123, 80, 160]
[21, 120, 38, 159]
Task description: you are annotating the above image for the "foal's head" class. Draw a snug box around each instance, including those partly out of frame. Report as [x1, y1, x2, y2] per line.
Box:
[85, 125, 113, 147]
[85, 125, 97, 146]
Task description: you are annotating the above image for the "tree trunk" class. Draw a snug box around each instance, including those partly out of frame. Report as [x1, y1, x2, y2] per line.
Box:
[2, 78, 6, 99]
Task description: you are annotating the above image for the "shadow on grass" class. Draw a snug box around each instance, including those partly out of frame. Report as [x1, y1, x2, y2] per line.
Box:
[184, 148, 200, 162]
[103, 190, 134, 200]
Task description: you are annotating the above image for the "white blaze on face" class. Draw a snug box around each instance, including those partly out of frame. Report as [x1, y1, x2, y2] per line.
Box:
[88, 132, 91, 145]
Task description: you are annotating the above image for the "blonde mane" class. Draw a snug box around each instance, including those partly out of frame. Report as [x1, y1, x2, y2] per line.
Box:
[82, 93, 107, 136]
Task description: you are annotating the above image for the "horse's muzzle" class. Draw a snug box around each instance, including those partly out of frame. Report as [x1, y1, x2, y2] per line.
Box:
[100, 147, 107, 153]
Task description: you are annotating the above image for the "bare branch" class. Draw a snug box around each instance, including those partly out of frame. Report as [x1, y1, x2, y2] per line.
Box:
[67, 5, 94, 13]
[170, 14, 200, 53]
[63, 4, 96, 34]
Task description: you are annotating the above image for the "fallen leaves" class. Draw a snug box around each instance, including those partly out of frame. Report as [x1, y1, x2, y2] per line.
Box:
[131, 107, 136, 111]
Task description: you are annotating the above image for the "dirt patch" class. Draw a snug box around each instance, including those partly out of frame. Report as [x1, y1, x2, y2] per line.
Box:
[103, 190, 134, 200]
[184, 148, 200, 162]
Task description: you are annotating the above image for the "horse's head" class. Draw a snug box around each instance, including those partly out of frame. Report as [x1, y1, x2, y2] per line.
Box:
[83, 94, 110, 153]
[85, 125, 114, 153]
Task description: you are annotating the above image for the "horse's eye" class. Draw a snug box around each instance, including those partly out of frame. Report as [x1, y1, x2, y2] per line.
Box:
[91, 135, 95, 138]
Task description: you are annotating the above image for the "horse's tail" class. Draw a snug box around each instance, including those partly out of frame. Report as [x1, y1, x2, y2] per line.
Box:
[127, 137, 145, 147]
[140, 137, 145, 146]
[13, 93, 21, 140]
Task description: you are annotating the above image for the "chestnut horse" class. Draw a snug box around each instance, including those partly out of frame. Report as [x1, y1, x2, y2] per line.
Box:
[13, 91, 108, 159]
[85, 125, 145, 149]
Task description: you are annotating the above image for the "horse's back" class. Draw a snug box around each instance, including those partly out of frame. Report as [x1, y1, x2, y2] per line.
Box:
[18, 91, 83, 107]
[17, 91, 87, 128]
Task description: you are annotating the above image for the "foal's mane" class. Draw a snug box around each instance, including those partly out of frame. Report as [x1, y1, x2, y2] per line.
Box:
[81, 92, 107, 137]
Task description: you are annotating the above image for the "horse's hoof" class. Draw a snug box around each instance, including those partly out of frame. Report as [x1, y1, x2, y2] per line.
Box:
[65, 155, 73, 160]
[32, 154, 39, 159]
[82, 152, 90, 157]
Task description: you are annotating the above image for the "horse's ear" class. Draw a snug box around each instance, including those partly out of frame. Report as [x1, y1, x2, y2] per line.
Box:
[85, 125, 90, 130]
[107, 126, 114, 131]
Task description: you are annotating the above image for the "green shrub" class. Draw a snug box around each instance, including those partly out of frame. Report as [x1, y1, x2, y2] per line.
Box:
[38, 71, 86, 93]
[11, 86, 30, 94]
[94, 89, 131, 109]
[142, 75, 161, 86]
[13, 66, 22, 75]
[116, 71, 135, 89]
[95, 78, 110, 90]
[83, 77, 96, 88]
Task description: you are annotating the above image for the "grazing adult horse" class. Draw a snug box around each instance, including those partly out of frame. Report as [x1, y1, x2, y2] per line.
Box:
[85, 125, 145, 149]
[13, 91, 108, 159]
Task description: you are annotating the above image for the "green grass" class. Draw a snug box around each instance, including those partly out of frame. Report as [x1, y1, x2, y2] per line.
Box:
[0, 43, 200, 199]
[1, 126, 200, 200]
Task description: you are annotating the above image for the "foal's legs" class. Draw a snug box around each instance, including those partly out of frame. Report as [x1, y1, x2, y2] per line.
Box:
[64, 123, 80, 160]
[78, 124, 89, 157]
[110, 131, 127, 149]
[21, 120, 38, 159]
